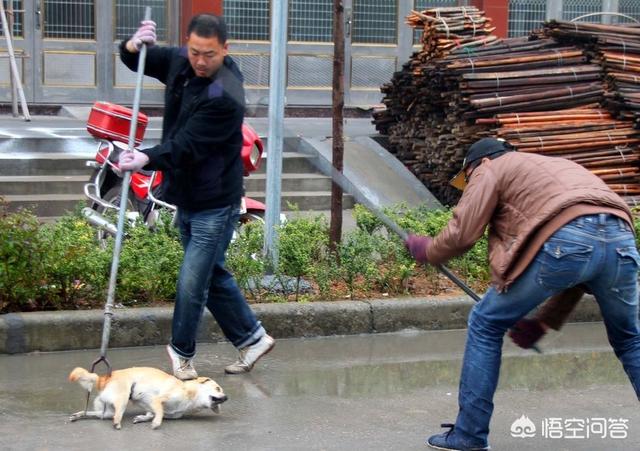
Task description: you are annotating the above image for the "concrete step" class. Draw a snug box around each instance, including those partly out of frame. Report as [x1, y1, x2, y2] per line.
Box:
[244, 173, 332, 192]
[0, 151, 316, 177]
[254, 152, 318, 175]
[3, 193, 355, 218]
[0, 143, 337, 216]
[0, 175, 89, 195]
[0, 154, 94, 176]
[3, 194, 86, 217]
[246, 191, 355, 211]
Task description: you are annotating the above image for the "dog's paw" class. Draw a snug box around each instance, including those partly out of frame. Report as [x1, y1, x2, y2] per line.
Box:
[69, 411, 84, 422]
[113, 422, 122, 430]
[151, 421, 162, 430]
[133, 414, 150, 424]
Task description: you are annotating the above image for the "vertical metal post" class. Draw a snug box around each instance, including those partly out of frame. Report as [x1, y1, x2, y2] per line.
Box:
[603, 0, 619, 24]
[546, 0, 563, 21]
[7, 0, 18, 117]
[397, 0, 414, 64]
[263, 0, 287, 270]
[0, 0, 30, 121]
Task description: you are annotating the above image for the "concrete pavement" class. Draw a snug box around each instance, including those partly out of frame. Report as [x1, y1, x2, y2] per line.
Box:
[0, 322, 638, 450]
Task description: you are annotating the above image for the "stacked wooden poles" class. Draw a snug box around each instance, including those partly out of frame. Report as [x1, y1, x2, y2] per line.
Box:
[374, 9, 603, 205]
[478, 107, 640, 203]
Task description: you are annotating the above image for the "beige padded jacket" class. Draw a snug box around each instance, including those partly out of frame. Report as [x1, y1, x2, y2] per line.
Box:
[426, 152, 633, 290]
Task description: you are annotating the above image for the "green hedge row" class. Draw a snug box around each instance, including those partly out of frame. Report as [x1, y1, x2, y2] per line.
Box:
[4, 199, 637, 313]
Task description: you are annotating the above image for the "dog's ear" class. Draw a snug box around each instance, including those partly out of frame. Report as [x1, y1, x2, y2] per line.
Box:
[196, 377, 212, 384]
[68, 367, 85, 382]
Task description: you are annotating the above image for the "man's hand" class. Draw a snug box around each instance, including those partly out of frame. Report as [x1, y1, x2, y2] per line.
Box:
[129, 20, 157, 52]
[119, 150, 150, 172]
[508, 318, 546, 349]
[405, 234, 433, 264]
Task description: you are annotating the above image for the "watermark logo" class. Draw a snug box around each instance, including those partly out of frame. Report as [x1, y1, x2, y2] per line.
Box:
[510, 415, 629, 440]
[510, 415, 536, 438]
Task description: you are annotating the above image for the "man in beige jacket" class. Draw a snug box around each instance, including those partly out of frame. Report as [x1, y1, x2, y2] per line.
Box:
[405, 138, 640, 451]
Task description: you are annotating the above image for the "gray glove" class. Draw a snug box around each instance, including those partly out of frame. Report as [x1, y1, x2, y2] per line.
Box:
[131, 20, 157, 51]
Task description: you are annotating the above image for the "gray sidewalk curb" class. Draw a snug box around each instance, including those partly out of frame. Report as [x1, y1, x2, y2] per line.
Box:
[0, 295, 603, 354]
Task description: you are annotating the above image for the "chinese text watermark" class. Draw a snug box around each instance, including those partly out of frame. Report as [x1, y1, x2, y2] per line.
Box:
[510, 414, 629, 440]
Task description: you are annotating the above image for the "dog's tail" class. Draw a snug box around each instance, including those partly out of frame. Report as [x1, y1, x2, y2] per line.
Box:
[68, 367, 99, 392]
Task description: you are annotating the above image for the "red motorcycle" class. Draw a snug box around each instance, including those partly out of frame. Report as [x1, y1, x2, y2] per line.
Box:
[82, 101, 266, 239]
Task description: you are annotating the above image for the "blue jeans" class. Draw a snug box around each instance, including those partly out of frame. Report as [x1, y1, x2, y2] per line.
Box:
[454, 213, 640, 446]
[170, 204, 264, 358]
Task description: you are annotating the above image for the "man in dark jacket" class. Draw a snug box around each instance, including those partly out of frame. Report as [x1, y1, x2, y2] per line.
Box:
[406, 138, 640, 451]
[119, 14, 274, 379]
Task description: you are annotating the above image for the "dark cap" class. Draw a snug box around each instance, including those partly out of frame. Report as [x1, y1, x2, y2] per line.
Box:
[450, 138, 514, 191]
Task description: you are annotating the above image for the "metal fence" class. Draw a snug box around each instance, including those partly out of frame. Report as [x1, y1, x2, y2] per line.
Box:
[224, 0, 270, 41]
[617, 0, 640, 24]
[114, 0, 168, 41]
[508, 0, 546, 37]
[561, 0, 603, 22]
[0, 0, 23, 37]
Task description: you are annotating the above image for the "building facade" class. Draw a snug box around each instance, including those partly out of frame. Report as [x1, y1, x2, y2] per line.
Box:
[1, 0, 639, 106]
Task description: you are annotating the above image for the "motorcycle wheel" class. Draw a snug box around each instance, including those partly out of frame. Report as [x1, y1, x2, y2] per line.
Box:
[94, 185, 141, 247]
[233, 211, 265, 242]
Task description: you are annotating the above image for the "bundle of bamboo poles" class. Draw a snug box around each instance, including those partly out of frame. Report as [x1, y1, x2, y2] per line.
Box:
[373, 9, 606, 205]
[544, 20, 640, 119]
[406, 6, 497, 60]
[477, 107, 640, 202]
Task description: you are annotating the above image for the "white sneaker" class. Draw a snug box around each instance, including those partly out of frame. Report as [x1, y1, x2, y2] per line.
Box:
[166, 344, 198, 380]
[224, 335, 275, 374]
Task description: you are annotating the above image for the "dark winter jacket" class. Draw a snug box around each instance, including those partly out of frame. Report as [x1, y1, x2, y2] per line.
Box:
[120, 42, 245, 211]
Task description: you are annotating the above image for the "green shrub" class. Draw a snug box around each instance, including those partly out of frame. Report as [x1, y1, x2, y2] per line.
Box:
[353, 203, 382, 234]
[336, 229, 378, 298]
[0, 203, 46, 312]
[277, 214, 328, 300]
[227, 220, 266, 300]
[373, 235, 415, 294]
[385, 203, 490, 289]
[115, 218, 183, 304]
[38, 213, 111, 309]
[309, 251, 339, 301]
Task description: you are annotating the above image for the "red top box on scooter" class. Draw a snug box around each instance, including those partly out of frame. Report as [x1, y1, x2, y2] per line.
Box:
[86, 101, 149, 146]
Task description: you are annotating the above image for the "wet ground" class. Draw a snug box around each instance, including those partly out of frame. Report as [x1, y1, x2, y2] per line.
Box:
[1, 322, 638, 450]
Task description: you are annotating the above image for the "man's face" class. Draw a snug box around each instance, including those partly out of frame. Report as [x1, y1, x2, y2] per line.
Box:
[187, 33, 228, 78]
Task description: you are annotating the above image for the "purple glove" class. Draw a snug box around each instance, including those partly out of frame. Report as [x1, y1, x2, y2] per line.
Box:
[131, 20, 157, 51]
[405, 234, 433, 264]
[119, 150, 150, 172]
[508, 318, 546, 349]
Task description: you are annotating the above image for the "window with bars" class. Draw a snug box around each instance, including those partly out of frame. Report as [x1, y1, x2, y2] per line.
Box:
[412, 0, 459, 44]
[224, 0, 270, 41]
[0, 0, 23, 37]
[508, 0, 546, 37]
[289, 0, 332, 42]
[115, 0, 168, 42]
[353, 0, 397, 44]
[43, 0, 95, 39]
[562, 0, 603, 22]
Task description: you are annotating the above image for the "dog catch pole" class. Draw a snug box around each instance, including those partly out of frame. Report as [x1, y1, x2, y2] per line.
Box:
[88, 6, 152, 397]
